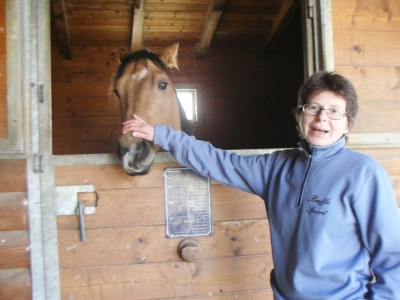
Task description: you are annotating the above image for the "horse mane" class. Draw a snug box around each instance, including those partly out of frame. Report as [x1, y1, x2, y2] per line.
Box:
[113, 49, 192, 135]
[113, 49, 172, 83]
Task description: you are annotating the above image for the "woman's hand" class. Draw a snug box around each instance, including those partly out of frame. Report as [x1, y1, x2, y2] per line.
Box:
[122, 114, 155, 142]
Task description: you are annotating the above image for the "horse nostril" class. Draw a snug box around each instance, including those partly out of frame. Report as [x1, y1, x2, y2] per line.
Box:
[117, 142, 128, 160]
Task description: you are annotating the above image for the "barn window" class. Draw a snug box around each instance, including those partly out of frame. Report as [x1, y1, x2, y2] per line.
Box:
[175, 84, 202, 123]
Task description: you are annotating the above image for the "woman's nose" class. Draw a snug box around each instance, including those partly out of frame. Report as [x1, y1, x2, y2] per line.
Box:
[316, 109, 328, 120]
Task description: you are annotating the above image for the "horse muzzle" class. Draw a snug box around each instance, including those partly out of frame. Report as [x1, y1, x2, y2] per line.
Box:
[117, 137, 157, 176]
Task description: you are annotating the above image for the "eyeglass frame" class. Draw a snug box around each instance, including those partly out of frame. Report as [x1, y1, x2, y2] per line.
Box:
[300, 104, 348, 120]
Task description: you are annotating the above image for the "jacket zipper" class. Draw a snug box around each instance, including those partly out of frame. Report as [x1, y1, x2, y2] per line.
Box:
[296, 154, 313, 209]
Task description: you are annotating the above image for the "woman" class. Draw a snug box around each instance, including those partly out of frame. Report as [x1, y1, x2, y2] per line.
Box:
[122, 71, 400, 299]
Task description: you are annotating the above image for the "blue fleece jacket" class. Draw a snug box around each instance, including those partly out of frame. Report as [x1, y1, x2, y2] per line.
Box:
[154, 125, 400, 299]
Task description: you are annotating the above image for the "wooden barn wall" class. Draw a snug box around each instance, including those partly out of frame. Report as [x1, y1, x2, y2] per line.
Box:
[55, 161, 274, 299]
[331, 0, 400, 210]
[0, 1, 31, 299]
[51, 8, 303, 155]
[0, 160, 31, 299]
[1, 0, 399, 299]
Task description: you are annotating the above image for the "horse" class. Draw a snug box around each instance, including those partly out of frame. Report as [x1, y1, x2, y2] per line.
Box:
[111, 41, 191, 176]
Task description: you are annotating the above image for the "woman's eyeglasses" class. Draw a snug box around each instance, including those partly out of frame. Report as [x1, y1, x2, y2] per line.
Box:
[301, 104, 347, 120]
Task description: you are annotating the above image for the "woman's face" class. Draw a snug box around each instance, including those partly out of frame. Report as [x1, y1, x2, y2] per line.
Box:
[299, 90, 350, 147]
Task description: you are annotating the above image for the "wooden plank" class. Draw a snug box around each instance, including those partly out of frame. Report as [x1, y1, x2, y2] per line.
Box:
[143, 18, 203, 27]
[334, 66, 400, 103]
[355, 148, 400, 176]
[145, 4, 208, 12]
[0, 231, 30, 269]
[67, 3, 133, 11]
[51, 0, 72, 59]
[52, 126, 120, 142]
[68, 11, 132, 26]
[196, 0, 227, 58]
[52, 116, 121, 128]
[68, 17, 131, 26]
[69, 10, 132, 18]
[71, 34, 131, 46]
[145, 11, 205, 19]
[70, 25, 131, 33]
[195, 289, 274, 300]
[333, 30, 400, 66]
[0, 192, 28, 231]
[211, 185, 267, 221]
[0, 159, 26, 193]
[57, 184, 266, 230]
[143, 24, 202, 33]
[51, 51, 122, 67]
[52, 82, 112, 97]
[192, 290, 274, 299]
[52, 67, 117, 83]
[351, 102, 400, 134]
[261, 0, 298, 57]
[53, 141, 117, 155]
[60, 255, 272, 299]
[58, 219, 270, 267]
[52, 98, 119, 117]
[69, 45, 129, 53]
[55, 162, 182, 189]
[131, 0, 146, 51]
[332, 0, 400, 31]
[0, 269, 31, 299]
[142, 31, 201, 44]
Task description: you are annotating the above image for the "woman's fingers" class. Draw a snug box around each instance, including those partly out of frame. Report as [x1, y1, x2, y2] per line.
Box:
[121, 115, 155, 141]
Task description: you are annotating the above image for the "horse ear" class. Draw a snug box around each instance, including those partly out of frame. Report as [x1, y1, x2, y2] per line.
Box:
[160, 40, 179, 70]
[119, 48, 128, 64]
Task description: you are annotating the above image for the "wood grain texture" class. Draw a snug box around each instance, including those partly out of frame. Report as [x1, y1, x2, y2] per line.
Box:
[0, 192, 28, 231]
[60, 255, 272, 299]
[332, 0, 400, 31]
[0, 159, 27, 193]
[0, 269, 31, 299]
[58, 219, 271, 267]
[333, 30, 400, 67]
[0, 231, 30, 269]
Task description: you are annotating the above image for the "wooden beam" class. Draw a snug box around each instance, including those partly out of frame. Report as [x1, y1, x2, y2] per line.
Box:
[131, 0, 146, 51]
[196, 0, 227, 59]
[260, 0, 300, 59]
[51, 0, 72, 60]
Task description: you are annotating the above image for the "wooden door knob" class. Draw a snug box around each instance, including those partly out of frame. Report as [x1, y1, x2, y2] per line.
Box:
[177, 238, 202, 263]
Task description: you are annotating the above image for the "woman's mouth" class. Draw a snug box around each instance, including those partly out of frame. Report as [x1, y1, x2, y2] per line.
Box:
[312, 128, 329, 134]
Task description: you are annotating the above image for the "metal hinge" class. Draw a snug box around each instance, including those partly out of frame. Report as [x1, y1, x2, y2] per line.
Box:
[38, 84, 44, 103]
[33, 153, 44, 173]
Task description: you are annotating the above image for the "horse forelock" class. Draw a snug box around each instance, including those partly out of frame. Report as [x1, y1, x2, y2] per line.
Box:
[113, 50, 171, 85]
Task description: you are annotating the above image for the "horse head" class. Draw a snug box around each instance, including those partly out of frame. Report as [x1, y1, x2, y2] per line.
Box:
[112, 41, 190, 176]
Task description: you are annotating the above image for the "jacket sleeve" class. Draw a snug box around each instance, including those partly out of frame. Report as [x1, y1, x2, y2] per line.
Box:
[352, 165, 400, 299]
[154, 125, 272, 196]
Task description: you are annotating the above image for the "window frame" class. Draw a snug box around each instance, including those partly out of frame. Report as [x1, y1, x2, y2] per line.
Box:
[174, 84, 202, 125]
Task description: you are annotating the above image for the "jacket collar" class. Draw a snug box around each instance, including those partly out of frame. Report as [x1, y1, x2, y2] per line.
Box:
[298, 136, 346, 159]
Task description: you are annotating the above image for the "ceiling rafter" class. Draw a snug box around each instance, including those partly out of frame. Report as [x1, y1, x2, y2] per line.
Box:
[196, 0, 227, 59]
[51, 0, 72, 60]
[260, 0, 300, 59]
[131, 0, 146, 51]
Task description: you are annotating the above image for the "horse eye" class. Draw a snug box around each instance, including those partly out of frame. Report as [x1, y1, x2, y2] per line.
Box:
[158, 81, 168, 91]
[113, 89, 120, 97]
